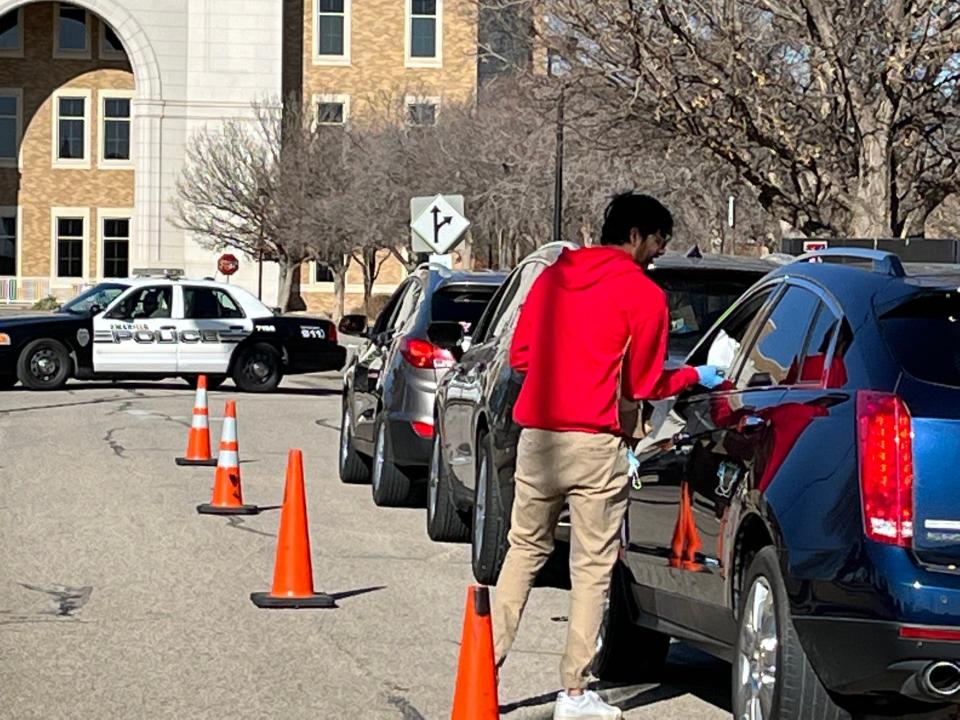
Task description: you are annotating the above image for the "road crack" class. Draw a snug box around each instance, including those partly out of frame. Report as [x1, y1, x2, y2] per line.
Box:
[103, 428, 128, 458]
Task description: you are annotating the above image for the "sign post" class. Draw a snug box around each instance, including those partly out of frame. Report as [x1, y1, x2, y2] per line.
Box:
[410, 195, 470, 267]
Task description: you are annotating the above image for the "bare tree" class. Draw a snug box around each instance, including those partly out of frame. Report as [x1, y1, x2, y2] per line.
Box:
[173, 101, 320, 311]
[492, 0, 960, 239]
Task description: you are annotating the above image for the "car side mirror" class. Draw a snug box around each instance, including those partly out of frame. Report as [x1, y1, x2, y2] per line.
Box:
[746, 371, 774, 388]
[428, 322, 465, 355]
[338, 314, 368, 336]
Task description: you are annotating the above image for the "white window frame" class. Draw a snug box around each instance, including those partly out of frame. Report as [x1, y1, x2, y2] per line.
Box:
[53, 2, 92, 60]
[312, 0, 351, 66]
[405, 0, 443, 69]
[51, 207, 90, 282]
[0, 88, 22, 170]
[312, 93, 350, 127]
[52, 88, 91, 169]
[405, 95, 441, 127]
[0, 205, 21, 278]
[99, 19, 125, 60]
[98, 90, 134, 169]
[0, 8, 24, 59]
[97, 209, 133, 279]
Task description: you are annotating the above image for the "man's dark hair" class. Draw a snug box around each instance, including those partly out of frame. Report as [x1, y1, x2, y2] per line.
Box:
[599, 192, 674, 246]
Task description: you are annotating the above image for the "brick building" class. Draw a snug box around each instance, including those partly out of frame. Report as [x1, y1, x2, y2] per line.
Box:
[0, 0, 489, 313]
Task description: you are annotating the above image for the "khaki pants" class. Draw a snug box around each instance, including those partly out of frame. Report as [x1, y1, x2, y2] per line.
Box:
[492, 428, 629, 689]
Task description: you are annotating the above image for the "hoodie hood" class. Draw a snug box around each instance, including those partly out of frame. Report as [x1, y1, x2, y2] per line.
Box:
[551, 246, 641, 291]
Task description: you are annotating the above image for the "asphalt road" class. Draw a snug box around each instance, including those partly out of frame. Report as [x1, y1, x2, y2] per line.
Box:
[0, 373, 731, 719]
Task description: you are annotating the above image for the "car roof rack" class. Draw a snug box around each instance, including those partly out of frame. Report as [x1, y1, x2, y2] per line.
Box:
[132, 267, 185, 280]
[795, 248, 906, 278]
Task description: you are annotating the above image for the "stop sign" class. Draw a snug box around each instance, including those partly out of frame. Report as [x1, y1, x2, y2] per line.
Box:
[218, 253, 239, 276]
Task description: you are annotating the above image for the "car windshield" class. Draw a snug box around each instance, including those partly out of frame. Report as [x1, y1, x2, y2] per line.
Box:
[431, 285, 499, 335]
[58, 283, 128, 315]
[882, 292, 960, 388]
[656, 273, 762, 356]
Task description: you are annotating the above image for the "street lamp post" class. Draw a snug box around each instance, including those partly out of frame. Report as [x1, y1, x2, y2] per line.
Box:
[548, 50, 564, 245]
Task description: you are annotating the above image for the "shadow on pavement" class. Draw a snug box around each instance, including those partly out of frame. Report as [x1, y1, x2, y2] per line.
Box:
[329, 586, 387, 602]
[501, 643, 730, 716]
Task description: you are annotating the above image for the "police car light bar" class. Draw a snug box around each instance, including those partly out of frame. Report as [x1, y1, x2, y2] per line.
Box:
[132, 267, 185, 280]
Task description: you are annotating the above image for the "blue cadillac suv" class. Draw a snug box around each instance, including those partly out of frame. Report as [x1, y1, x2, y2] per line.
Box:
[596, 249, 960, 719]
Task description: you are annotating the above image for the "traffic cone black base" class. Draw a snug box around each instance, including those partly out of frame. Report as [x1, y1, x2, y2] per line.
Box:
[176, 457, 218, 467]
[250, 591, 336, 609]
[196, 503, 260, 516]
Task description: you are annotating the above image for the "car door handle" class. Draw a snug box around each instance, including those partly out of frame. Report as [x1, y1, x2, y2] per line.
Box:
[738, 415, 767, 433]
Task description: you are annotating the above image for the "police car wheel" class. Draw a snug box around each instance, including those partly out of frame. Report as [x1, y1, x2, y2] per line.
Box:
[17, 338, 72, 390]
[232, 343, 282, 393]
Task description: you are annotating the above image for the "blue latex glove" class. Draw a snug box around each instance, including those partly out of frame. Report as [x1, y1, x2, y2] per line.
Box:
[696, 365, 724, 389]
[626, 448, 640, 476]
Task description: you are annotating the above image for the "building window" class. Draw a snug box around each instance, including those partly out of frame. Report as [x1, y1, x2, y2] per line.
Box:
[102, 96, 131, 162]
[407, 100, 438, 127]
[406, 0, 441, 66]
[317, 101, 344, 125]
[57, 217, 84, 278]
[410, 1, 437, 58]
[0, 9, 23, 56]
[56, 4, 90, 57]
[102, 218, 129, 278]
[314, 0, 350, 64]
[316, 263, 334, 283]
[0, 92, 20, 166]
[100, 21, 124, 58]
[57, 96, 86, 160]
[0, 210, 15, 276]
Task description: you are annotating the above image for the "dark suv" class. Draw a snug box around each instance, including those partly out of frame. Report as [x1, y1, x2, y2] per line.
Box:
[594, 249, 960, 718]
[428, 244, 776, 584]
[338, 265, 505, 506]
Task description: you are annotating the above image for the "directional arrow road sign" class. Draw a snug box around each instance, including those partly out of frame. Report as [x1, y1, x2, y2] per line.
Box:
[410, 194, 470, 255]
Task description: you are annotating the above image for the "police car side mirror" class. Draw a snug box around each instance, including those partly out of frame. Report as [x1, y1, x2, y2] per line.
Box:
[338, 314, 368, 337]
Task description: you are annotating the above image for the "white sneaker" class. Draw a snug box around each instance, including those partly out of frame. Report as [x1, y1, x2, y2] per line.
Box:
[553, 690, 623, 719]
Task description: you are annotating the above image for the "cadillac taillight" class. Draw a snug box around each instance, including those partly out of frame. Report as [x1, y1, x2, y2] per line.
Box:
[858, 391, 914, 547]
[400, 338, 455, 370]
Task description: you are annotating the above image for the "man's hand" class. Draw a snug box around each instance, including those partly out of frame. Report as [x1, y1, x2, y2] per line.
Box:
[695, 365, 725, 389]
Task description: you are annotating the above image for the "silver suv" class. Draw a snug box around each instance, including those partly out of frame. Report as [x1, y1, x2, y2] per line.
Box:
[338, 264, 506, 506]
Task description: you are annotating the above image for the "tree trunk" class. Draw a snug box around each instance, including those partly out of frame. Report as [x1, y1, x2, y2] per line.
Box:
[276, 257, 298, 312]
[362, 248, 376, 316]
[333, 267, 347, 321]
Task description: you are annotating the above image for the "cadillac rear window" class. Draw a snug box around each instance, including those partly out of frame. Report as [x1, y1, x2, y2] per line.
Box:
[881, 292, 960, 387]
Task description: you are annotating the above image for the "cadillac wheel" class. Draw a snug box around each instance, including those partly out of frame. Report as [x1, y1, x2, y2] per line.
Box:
[733, 548, 850, 720]
[17, 339, 72, 390]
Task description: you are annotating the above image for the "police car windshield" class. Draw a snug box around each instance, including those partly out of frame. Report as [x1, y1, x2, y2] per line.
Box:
[59, 283, 128, 315]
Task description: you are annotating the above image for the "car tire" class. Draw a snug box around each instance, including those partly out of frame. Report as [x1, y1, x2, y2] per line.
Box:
[427, 429, 470, 543]
[592, 562, 670, 683]
[232, 343, 282, 393]
[17, 338, 72, 390]
[371, 415, 412, 506]
[733, 547, 851, 720]
[184, 375, 225, 390]
[472, 431, 510, 585]
[339, 401, 369, 484]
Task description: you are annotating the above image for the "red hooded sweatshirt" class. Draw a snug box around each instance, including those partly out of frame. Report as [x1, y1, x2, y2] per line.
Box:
[510, 246, 699, 434]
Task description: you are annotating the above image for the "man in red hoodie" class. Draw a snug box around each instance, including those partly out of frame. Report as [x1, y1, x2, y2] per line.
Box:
[492, 193, 721, 719]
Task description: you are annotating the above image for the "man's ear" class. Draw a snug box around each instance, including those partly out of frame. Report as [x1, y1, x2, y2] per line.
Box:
[628, 227, 643, 246]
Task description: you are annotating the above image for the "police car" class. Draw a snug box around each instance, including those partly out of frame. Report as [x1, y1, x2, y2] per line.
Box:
[0, 270, 346, 392]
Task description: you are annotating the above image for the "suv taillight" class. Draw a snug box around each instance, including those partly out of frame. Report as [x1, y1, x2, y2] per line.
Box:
[858, 391, 914, 547]
[400, 338, 455, 370]
[328, 322, 338, 344]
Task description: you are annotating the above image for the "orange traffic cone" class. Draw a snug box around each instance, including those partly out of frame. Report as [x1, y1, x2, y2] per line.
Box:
[451, 585, 500, 720]
[176, 375, 217, 467]
[196, 400, 259, 515]
[250, 449, 335, 609]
